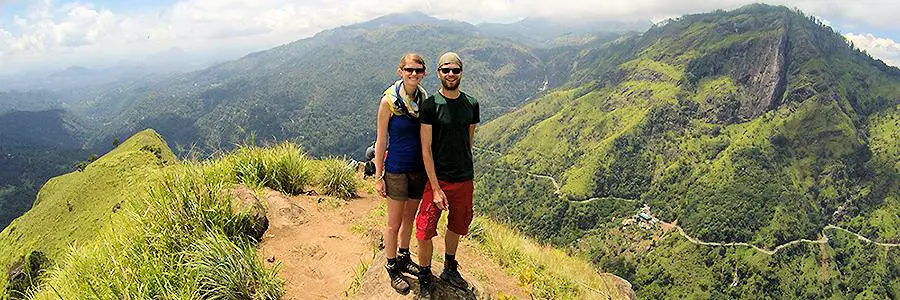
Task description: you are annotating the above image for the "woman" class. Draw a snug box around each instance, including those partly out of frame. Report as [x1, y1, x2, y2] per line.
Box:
[373, 52, 428, 294]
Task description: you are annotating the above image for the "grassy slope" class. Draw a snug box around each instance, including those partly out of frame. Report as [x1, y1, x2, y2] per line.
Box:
[3, 132, 357, 298]
[0, 129, 174, 290]
[2, 128, 614, 299]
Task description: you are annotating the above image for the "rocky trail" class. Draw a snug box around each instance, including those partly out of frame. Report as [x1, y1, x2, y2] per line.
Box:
[251, 186, 533, 299]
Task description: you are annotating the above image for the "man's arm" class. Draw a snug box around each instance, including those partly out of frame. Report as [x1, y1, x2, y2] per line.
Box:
[421, 124, 447, 209]
[421, 124, 437, 186]
[468, 124, 476, 149]
[470, 100, 479, 148]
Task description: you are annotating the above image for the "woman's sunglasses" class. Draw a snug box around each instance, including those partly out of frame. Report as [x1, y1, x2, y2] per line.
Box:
[439, 68, 462, 75]
[402, 67, 426, 74]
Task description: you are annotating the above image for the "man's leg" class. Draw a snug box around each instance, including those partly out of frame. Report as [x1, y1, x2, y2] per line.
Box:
[415, 183, 442, 299]
[417, 237, 433, 267]
[444, 230, 460, 256]
[439, 180, 473, 289]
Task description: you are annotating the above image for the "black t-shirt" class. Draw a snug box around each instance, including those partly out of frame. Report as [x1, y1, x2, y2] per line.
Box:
[420, 92, 480, 182]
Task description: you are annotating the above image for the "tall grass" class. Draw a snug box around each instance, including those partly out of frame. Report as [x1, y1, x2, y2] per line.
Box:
[221, 143, 314, 195]
[315, 157, 359, 199]
[190, 233, 283, 299]
[25, 142, 359, 299]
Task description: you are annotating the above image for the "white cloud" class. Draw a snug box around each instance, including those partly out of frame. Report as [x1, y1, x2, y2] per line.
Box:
[0, 0, 899, 74]
[845, 33, 900, 67]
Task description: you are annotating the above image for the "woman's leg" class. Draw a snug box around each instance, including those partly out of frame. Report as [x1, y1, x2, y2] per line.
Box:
[384, 198, 407, 259]
[398, 199, 421, 249]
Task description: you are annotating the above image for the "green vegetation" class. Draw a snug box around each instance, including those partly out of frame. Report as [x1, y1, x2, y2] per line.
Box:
[87, 16, 557, 158]
[315, 158, 360, 199]
[0, 129, 361, 298]
[467, 217, 632, 299]
[0, 129, 172, 296]
[627, 228, 899, 299]
[474, 4, 900, 299]
[0, 109, 89, 231]
[0, 13, 631, 231]
[2, 5, 897, 299]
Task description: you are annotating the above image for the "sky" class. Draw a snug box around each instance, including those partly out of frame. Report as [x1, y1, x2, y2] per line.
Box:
[1, 0, 900, 75]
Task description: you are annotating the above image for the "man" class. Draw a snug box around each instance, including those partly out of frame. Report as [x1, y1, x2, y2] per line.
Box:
[415, 52, 479, 299]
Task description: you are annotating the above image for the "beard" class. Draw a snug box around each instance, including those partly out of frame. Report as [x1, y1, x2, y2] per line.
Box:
[440, 76, 460, 91]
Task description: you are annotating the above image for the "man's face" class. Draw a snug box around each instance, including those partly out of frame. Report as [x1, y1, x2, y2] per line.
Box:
[438, 63, 462, 91]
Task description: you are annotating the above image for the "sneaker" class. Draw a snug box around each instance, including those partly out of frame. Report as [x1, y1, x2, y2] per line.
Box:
[417, 268, 434, 300]
[440, 259, 469, 289]
[386, 263, 410, 294]
[397, 252, 422, 275]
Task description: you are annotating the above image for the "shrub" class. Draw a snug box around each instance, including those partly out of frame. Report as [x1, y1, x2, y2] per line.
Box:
[315, 158, 359, 199]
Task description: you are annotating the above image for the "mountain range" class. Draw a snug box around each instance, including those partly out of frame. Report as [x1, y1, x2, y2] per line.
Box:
[0, 4, 898, 299]
[474, 4, 899, 298]
[0, 11, 637, 230]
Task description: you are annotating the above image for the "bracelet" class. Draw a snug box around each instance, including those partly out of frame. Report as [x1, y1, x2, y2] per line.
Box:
[375, 174, 384, 181]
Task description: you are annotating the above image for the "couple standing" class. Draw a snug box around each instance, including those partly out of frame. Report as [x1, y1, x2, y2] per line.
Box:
[372, 52, 479, 299]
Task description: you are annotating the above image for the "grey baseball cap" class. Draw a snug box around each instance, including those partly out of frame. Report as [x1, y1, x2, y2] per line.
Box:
[437, 52, 463, 69]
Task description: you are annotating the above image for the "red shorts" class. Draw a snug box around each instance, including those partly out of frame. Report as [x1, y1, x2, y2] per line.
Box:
[415, 180, 474, 240]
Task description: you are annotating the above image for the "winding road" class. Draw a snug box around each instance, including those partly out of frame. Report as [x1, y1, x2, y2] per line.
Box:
[473, 146, 900, 255]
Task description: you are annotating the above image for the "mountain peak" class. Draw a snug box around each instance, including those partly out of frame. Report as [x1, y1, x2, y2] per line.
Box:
[49, 66, 95, 78]
[353, 11, 472, 29]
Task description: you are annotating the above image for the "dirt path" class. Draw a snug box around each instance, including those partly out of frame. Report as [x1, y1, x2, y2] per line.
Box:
[257, 188, 531, 299]
[258, 189, 378, 299]
[353, 232, 533, 300]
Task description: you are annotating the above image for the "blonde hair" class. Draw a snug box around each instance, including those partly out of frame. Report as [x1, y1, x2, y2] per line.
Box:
[398, 53, 426, 69]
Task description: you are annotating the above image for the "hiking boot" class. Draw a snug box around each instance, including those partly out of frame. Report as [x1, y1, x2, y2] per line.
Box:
[397, 252, 422, 275]
[417, 267, 434, 300]
[386, 262, 410, 294]
[440, 259, 469, 289]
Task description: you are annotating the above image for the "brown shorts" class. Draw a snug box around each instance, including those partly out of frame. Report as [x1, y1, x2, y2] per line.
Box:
[384, 172, 426, 201]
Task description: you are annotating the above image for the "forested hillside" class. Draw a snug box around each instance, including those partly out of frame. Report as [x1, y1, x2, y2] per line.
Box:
[474, 4, 900, 298]
[0, 110, 89, 230]
[0, 12, 630, 231]
[88, 12, 627, 157]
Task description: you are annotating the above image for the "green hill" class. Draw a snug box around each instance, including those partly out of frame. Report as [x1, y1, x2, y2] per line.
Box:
[0, 128, 321, 297]
[474, 4, 900, 298]
[0, 129, 174, 294]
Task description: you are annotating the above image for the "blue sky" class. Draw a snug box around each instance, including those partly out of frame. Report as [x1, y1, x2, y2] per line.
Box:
[2, 0, 899, 74]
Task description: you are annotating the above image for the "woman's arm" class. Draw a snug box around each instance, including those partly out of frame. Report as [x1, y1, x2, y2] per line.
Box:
[374, 95, 392, 197]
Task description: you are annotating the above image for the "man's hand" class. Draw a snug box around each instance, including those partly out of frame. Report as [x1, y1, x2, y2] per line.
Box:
[375, 178, 386, 198]
[432, 187, 448, 210]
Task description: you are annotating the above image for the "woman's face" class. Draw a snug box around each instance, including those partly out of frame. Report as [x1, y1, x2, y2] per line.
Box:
[398, 61, 426, 87]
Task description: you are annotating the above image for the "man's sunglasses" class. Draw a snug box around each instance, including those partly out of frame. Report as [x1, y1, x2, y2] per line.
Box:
[402, 67, 426, 74]
[439, 68, 462, 75]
